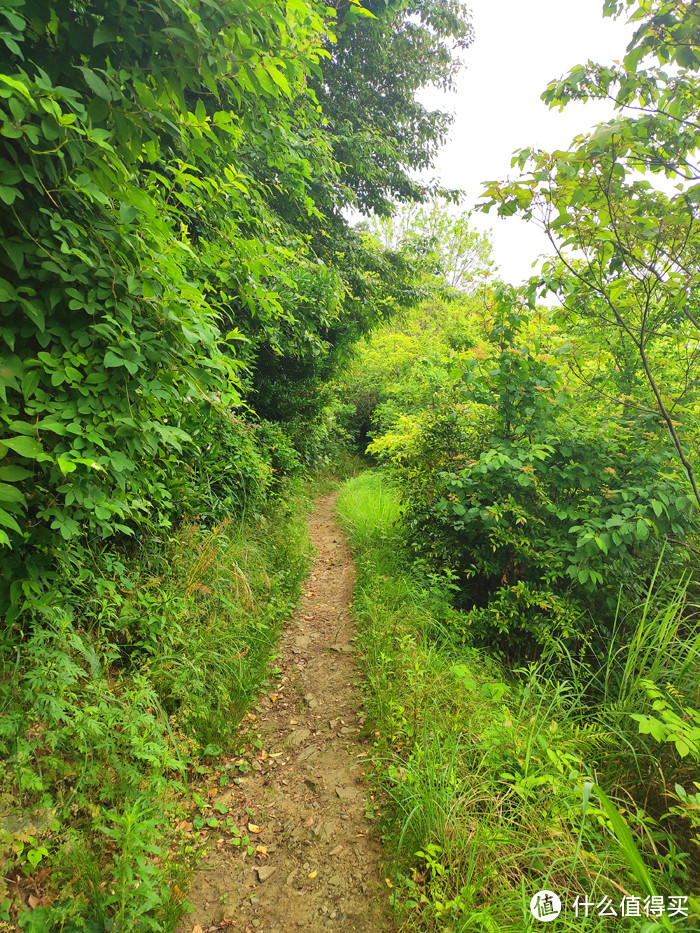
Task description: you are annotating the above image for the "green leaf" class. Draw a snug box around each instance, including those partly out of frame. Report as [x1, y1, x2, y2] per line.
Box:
[119, 203, 138, 224]
[0, 465, 32, 481]
[590, 785, 668, 923]
[3, 435, 42, 458]
[0, 74, 32, 100]
[267, 65, 291, 96]
[56, 457, 77, 475]
[0, 482, 24, 503]
[650, 499, 664, 518]
[0, 35, 22, 57]
[676, 45, 697, 69]
[93, 23, 117, 46]
[0, 185, 18, 205]
[8, 421, 37, 436]
[4, 241, 24, 272]
[76, 66, 112, 101]
[181, 326, 201, 345]
[0, 508, 21, 533]
[589, 125, 617, 148]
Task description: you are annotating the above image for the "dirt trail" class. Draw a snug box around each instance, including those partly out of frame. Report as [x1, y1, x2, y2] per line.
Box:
[178, 492, 393, 933]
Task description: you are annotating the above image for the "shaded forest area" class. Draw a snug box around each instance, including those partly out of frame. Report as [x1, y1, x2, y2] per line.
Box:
[1, 0, 700, 931]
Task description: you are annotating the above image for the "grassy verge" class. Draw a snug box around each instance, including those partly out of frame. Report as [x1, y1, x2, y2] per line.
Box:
[336, 472, 699, 933]
[0, 499, 312, 931]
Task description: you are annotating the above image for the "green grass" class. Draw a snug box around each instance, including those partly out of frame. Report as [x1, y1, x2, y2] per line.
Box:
[0, 500, 312, 931]
[336, 472, 700, 933]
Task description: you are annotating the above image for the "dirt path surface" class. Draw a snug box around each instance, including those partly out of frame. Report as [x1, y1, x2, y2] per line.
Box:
[179, 493, 393, 933]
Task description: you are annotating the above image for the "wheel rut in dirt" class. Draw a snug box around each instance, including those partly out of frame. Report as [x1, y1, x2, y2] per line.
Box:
[179, 492, 393, 933]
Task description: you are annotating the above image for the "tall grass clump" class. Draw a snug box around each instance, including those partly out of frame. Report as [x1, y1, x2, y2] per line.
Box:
[337, 472, 700, 933]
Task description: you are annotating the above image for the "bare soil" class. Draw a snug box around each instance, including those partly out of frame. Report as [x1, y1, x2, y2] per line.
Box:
[178, 492, 394, 933]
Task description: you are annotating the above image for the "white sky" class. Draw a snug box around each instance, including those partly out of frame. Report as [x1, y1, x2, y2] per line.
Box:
[419, 0, 636, 285]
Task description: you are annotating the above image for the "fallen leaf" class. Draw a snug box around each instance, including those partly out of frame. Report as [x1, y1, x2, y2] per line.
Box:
[192, 926, 204, 933]
[256, 845, 268, 856]
[308, 870, 318, 879]
[28, 895, 40, 909]
[248, 823, 262, 833]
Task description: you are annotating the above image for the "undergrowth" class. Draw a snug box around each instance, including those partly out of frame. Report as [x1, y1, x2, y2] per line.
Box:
[337, 472, 700, 933]
[0, 499, 311, 931]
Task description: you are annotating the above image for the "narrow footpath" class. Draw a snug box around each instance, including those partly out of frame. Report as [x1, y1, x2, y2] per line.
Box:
[179, 492, 393, 933]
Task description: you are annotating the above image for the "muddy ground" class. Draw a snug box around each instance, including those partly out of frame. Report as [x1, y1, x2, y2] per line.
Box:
[178, 492, 394, 933]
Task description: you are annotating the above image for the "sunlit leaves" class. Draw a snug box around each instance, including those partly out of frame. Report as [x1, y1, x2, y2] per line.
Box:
[0, 0, 343, 615]
[480, 0, 700, 509]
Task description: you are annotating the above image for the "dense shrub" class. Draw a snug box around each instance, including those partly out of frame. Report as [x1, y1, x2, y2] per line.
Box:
[368, 293, 698, 655]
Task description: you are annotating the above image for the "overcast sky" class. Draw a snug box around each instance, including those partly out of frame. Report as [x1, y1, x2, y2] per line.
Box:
[419, 0, 636, 284]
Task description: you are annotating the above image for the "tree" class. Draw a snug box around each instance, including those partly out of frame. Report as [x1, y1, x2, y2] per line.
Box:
[312, 0, 474, 216]
[481, 0, 700, 508]
[0, 0, 471, 616]
[367, 198, 494, 290]
[0, 0, 347, 614]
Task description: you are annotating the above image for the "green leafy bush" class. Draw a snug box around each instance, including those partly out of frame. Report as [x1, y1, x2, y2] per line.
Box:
[0, 506, 310, 926]
[372, 292, 698, 654]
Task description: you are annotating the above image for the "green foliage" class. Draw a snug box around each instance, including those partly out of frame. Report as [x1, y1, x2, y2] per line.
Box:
[0, 0, 428, 623]
[0, 0, 332, 614]
[630, 680, 700, 761]
[366, 197, 495, 291]
[329, 5, 700, 928]
[335, 291, 491, 452]
[0, 0, 476, 926]
[312, 0, 473, 215]
[0, 503, 311, 926]
[367, 289, 698, 654]
[480, 0, 700, 509]
[336, 472, 700, 932]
